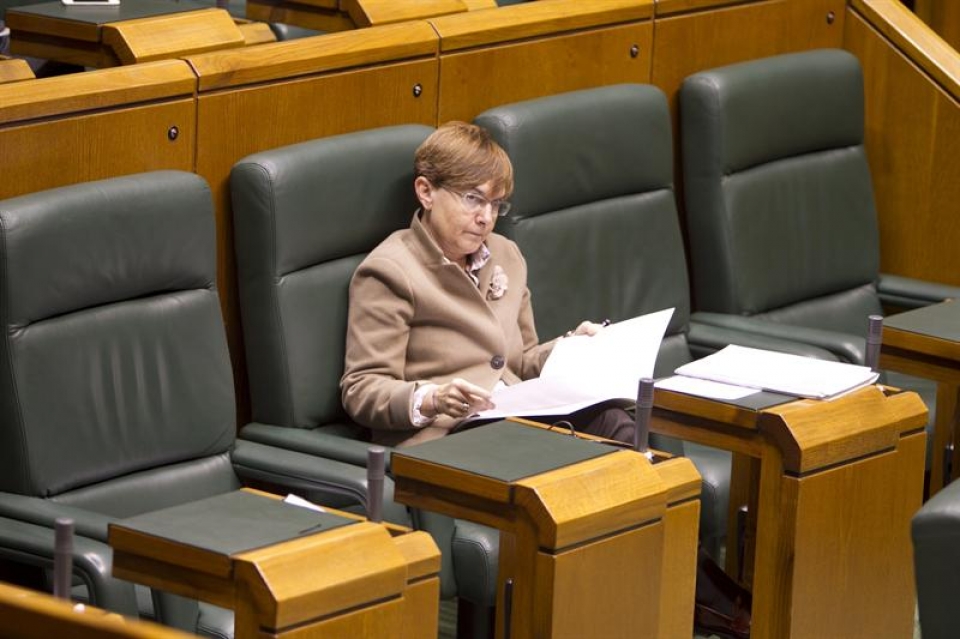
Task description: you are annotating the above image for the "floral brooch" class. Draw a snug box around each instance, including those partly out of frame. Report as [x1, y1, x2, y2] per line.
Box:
[487, 265, 508, 300]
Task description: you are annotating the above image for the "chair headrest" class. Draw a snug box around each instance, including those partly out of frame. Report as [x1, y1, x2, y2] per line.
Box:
[681, 48, 864, 174]
[0, 170, 215, 328]
[475, 84, 673, 219]
[231, 124, 433, 277]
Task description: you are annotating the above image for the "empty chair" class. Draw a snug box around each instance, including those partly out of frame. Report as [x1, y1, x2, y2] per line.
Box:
[0, 171, 374, 638]
[474, 83, 832, 559]
[679, 48, 960, 473]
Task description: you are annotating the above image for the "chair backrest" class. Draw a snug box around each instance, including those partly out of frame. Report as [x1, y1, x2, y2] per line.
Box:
[680, 48, 882, 335]
[0, 171, 237, 516]
[474, 83, 693, 375]
[232, 125, 432, 429]
[912, 477, 960, 639]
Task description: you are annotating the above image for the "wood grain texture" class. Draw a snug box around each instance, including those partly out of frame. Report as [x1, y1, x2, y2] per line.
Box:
[657, 498, 699, 639]
[651, 0, 845, 111]
[102, 9, 244, 64]
[9, 34, 117, 68]
[429, 0, 652, 51]
[438, 21, 652, 123]
[845, 6, 960, 287]
[0, 57, 34, 83]
[236, 20, 277, 46]
[0, 583, 195, 639]
[185, 20, 437, 90]
[755, 432, 924, 639]
[533, 525, 664, 638]
[233, 522, 408, 627]
[512, 450, 666, 549]
[245, 0, 356, 31]
[913, 0, 960, 53]
[345, 0, 467, 27]
[758, 385, 925, 474]
[0, 99, 195, 201]
[0, 60, 195, 124]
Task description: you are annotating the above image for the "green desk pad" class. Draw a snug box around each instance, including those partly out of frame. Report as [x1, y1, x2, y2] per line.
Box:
[114, 491, 357, 557]
[397, 420, 615, 483]
[11, 0, 208, 25]
[717, 390, 797, 411]
[884, 300, 960, 343]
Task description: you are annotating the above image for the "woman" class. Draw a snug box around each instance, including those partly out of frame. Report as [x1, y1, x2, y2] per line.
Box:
[340, 121, 629, 447]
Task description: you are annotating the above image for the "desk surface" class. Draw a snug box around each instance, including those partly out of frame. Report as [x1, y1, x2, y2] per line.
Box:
[884, 300, 960, 359]
[9, 0, 208, 25]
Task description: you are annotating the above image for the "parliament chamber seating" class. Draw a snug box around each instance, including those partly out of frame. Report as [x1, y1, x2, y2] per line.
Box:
[473, 83, 840, 562]
[913, 476, 960, 639]
[229, 125, 501, 638]
[679, 48, 960, 477]
[0, 171, 383, 639]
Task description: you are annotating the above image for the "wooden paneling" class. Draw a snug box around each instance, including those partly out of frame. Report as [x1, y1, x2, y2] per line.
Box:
[437, 21, 652, 123]
[0, 61, 196, 201]
[845, 3, 960, 286]
[102, 9, 244, 65]
[651, 0, 845, 108]
[187, 20, 437, 90]
[0, 57, 34, 84]
[345, 0, 467, 27]
[913, 0, 960, 53]
[430, 0, 652, 51]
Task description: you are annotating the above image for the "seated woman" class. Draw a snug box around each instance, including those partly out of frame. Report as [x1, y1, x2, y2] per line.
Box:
[340, 120, 750, 639]
[340, 121, 633, 447]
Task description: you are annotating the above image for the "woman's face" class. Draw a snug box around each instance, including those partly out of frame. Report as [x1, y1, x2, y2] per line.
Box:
[416, 177, 504, 267]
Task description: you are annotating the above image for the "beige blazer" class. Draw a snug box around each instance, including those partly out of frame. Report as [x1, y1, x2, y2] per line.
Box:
[341, 213, 554, 446]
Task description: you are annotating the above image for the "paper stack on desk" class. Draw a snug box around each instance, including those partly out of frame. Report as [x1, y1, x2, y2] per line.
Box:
[670, 344, 880, 400]
[471, 307, 674, 420]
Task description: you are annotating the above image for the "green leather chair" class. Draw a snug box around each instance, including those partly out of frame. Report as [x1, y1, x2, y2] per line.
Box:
[0, 171, 376, 639]
[680, 48, 960, 472]
[473, 83, 838, 560]
[230, 126, 501, 639]
[913, 476, 960, 639]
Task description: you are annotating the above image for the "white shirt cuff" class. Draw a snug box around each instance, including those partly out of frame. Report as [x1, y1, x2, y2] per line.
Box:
[411, 383, 438, 427]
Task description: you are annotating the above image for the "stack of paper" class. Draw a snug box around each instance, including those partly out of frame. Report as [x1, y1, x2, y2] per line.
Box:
[671, 345, 879, 400]
[472, 307, 674, 419]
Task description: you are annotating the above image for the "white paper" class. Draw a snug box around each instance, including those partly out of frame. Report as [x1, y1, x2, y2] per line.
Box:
[655, 375, 759, 400]
[673, 344, 879, 400]
[472, 308, 674, 420]
[283, 493, 325, 512]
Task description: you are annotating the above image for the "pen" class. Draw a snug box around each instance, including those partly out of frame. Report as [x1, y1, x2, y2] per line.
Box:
[601, 319, 611, 327]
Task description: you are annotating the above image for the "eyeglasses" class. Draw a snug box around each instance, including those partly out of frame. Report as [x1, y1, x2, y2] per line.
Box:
[444, 187, 511, 217]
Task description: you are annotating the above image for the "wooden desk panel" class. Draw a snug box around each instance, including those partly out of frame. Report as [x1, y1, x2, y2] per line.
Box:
[0, 61, 195, 201]
[651, 0, 845, 110]
[845, 3, 960, 289]
[437, 21, 652, 123]
[652, 386, 927, 639]
[0, 57, 34, 84]
[0, 582, 194, 639]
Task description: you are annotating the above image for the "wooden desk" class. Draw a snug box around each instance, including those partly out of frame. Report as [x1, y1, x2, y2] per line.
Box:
[6, 0, 245, 67]
[392, 420, 701, 639]
[108, 489, 440, 639]
[0, 582, 195, 639]
[652, 384, 926, 639]
[881, 299, 960, 495]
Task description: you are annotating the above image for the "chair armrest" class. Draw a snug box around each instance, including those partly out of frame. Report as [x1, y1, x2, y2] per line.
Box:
[878, 274, 960, 310]
[230, 440, 409, 525]
[0, 509, 138, 616]
[0, 493, 112, 542]
[690, 312, 862, 363]
[240, 422, 392, 471]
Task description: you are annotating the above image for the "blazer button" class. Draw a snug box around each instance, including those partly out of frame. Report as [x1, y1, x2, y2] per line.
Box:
[490, 355, 505, 370]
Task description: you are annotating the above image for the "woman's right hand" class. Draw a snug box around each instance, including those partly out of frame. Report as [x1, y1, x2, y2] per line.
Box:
[425, 378, 495, 419]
